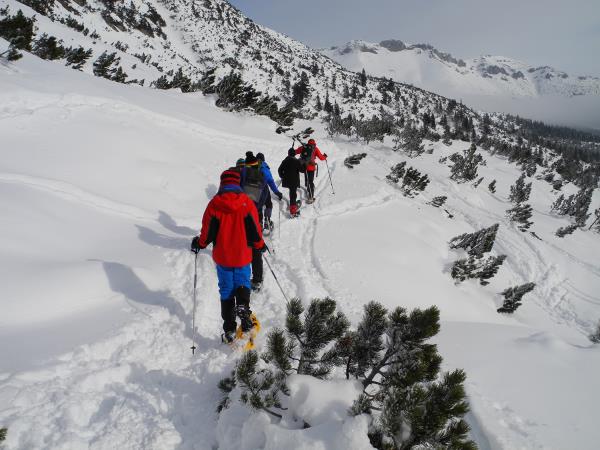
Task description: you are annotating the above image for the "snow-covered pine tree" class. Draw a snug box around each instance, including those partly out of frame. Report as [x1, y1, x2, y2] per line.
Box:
[92, 51, 121, 80]
[401, 167, 430, 196]
[32, 33, 65, 60]
[497, 283, 536, 313]
[449, 143, 484, 183]
[429, 196, 447, 207]
[488, 179, 497, 193]
[473, 176, 484, 188]
[346, 304, 475, 450]
[451, 255, 507, 285]
[555, 224, 578, 238]
[232, 351, 283, 418]
[291, 71, 310, 108]
[509, 173, 532, 204]
[344, 153, 367, 169]
[386, 162, 406, 184]
[506, 203, 533, 232]
[65, 46, 92, 70]
[0, 427, 6, 442]
[449, 224, 500, 258]
[589, 320, 600, 344]
[551, 187, 594, 227]
[393, 124, 424, 157]
[0, 9, 35, 55]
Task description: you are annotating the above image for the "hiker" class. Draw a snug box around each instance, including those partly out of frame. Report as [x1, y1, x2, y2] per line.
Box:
[190, 169, 265, 343]
[295, 138, 327, 202]
[241, 152, 282, 291]
[278, 147, 303, 217]
[256, 152, 283, 231]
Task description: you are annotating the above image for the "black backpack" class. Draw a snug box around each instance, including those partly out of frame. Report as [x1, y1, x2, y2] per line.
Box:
[243, 164, 265, 203]
[299, 144, 314, 173]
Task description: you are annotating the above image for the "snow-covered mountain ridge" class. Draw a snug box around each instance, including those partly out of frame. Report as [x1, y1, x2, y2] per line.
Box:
[323, 39, 600, 99]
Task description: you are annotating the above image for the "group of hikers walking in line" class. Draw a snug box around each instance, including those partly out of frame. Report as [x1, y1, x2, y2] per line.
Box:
[190, 138, 328, 344]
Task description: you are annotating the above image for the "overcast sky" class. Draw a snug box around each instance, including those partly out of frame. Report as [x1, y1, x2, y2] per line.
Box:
[228, 0, 600, 76]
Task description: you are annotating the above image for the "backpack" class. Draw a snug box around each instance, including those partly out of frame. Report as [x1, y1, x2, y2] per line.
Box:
[299, 144, 315, 173]
[243, 164, 265, 203]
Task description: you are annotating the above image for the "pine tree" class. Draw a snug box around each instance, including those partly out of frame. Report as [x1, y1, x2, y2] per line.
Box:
[488, 179, 497, 193]
[346, 304, 475, 450]
[429, 196, 447, 208]
[32, 34, 65, 60]
[393, 124, 424, 157]
[0, 427, 6, 442]
[0, 10, 35, 52]
[473, 177, 484, 188]
[449, 224, 499, 258]
[451, 255, 507, 285]
[93, 51, 120, 79]
[359, 68, 367, 86]
[386, 162, 406, 184]
[344, 153, 367, 169]
[506, 203, 533, 232]
[555, 224, 578, 238]
[171, 67, 193, 92]
[449, 144, 483, 182]
[323, 91, 333, 114]
[232, 351, 284, 418]
[315, 94, 322, 111]
[497, 283, 535, 313]
[65, 46, 92, 70]
[509, 173, 532, 204]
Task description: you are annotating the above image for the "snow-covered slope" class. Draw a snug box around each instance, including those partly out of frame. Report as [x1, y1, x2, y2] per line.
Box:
[322, 40, 600, 130]
[1, 43, 600, 449]
[323, 40, 600, 99]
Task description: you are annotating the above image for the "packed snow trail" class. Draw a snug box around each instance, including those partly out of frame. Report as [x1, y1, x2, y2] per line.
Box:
[2, 54, 600, 449]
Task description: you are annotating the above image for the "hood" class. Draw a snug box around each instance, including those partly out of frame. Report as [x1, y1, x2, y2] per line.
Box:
[211, 191, 251, 214]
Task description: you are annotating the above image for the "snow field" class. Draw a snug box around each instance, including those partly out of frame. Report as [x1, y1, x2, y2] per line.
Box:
[1, 52, 600, 449]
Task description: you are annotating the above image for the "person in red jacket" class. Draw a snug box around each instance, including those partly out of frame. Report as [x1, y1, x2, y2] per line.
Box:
[295, 138, 327, 202]
[191, 169, 265, 343]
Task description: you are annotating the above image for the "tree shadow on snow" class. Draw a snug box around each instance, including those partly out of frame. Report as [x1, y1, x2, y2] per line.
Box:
[99, 260, 193, 338]
[135, 225, 189, 250]
[157, 210, 196, 235]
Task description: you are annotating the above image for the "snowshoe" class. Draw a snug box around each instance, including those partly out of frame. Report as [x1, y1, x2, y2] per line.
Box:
[305, 197, 315, 204]
[251, 280, 263, 292]
[233, 313, 261, 351]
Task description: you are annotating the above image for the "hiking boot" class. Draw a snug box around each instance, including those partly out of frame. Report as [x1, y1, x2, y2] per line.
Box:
[251, 280, 263, 292]
[264, 217, 274, 230]
[221, 331, 236, 344]
[236, 305, 254, 332]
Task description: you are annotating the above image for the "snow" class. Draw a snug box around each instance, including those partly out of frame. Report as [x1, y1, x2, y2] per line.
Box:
[2, 41, 600, 450]
[322, 40, 600, 130]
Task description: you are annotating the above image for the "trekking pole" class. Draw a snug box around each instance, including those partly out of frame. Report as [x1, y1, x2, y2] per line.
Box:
[325, 159, 335, 195]
[278, 199, 281, 239]
[190, 251, 199, 355]
[263, 248, 290, 304]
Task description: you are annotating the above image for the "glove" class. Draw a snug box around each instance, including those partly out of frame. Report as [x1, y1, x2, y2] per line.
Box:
[259, 243, 268, 254]
[191, 236, 204, 253]
[276, 192, 283, 201]
[323, 153, 328, 158]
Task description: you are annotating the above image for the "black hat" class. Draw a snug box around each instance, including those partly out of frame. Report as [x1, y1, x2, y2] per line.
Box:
[288, 148, 296, 157]
[245, 153, 258, 165]
[256, 152, 265, 162]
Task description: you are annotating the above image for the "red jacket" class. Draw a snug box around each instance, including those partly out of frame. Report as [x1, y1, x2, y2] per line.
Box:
[198, 187, 264, 267]
[295, 145, 326, 172]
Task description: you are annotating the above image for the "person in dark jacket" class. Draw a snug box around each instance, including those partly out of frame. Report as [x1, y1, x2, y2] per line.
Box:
[278, 148, 303, 216]
[295, 138, 327, 202]
[191, 169, 265, 343]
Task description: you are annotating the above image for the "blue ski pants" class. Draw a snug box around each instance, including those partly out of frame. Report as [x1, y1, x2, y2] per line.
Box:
[216, 264, 251, 300]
